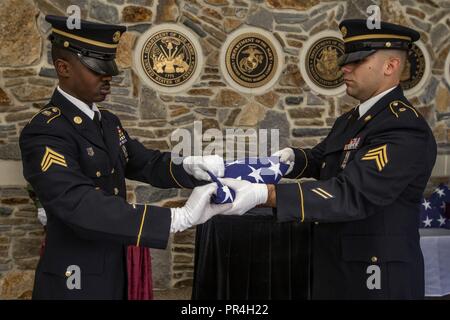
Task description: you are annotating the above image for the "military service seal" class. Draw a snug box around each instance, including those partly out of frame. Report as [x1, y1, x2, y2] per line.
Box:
[306, 36, 345, 89]
[221, 27, 283, 94]
[134, 24, 203, 93]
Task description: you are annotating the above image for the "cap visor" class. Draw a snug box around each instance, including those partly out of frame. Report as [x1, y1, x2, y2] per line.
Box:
[338, 50, 377, 66]
[78, 56, 119, 76]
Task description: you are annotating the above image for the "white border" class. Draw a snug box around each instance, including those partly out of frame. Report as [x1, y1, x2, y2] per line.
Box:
[299, 30, 346, 96]
[132, 23, 204, 94]
[444, 50, 450, 88]
[220, 26, 284, 94]
[404, 40, 431, 97]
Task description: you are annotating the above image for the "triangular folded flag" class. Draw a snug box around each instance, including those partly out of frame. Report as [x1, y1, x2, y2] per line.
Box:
[209, 156, 289, 204]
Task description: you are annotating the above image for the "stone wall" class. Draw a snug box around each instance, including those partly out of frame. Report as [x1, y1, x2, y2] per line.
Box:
[0, 0, 449, 299]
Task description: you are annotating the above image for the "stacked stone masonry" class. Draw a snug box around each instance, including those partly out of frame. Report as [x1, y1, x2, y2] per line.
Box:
[0, 0, 449, 298]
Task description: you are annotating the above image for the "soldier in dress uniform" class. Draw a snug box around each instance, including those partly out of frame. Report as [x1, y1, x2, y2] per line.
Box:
[218, 19, 437, 299]
[19, 15, 227, 299]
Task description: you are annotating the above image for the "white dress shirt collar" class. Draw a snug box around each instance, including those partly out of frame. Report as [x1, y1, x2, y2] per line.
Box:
[358, 86, 397, 119]
[57, 86, 100, 120]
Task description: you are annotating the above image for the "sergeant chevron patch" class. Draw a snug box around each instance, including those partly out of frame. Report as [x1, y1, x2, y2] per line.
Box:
[41, 147, 67, 172]
[361, 145, 388, 171]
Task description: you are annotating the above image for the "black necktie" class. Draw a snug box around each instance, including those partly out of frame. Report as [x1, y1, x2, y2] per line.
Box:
[349, 105, 360, 124]
[93, 111, 103, 135]
[344, 105, 359, 132]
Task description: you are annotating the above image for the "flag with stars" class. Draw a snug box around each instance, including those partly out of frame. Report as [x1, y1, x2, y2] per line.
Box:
[209, 157, 290, 204]
[420, 184, 450, 229]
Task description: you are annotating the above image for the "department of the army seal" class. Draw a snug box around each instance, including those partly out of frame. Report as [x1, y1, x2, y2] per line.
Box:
[225, 32, 279, 89]
[134, 24, 203, 93]
[400, 42, 426, 91]
[140, 30, 197, 87]
[306, 37, 345, 89]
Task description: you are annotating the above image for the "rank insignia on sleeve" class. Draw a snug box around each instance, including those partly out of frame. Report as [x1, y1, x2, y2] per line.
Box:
[311, 187, 334, 199]
[41, 147, 67, 172]
[361, 145, 388, 172]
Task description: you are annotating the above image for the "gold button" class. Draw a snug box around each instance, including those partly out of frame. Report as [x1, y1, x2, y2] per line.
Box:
[314, 221, 319, 225]
[95, 187, 100, 190]
[364, 115, 372, 122]
[65, 270, 71, 277]
[399, 107, 406, 112]
[96, 171, 101, 177]
[74, 116, 83, 124]
[111, 168, 115, 174]
[321, 162, 326, 169]
[64, 41, 70, 48]
[385, 41, 391, 47]
[371, 256, 378, 263]
[114, 188, 119, 195]
[392, 102, 398, 107]
[52, 107, 58, 112]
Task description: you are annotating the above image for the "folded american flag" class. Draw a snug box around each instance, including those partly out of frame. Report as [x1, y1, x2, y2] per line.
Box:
[420, 184, 450, 229]
[209, 157, 290, 204]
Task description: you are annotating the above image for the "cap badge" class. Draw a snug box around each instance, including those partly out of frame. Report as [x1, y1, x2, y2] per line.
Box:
[340, 26, 347, 38]
[113, 31, 121, 43]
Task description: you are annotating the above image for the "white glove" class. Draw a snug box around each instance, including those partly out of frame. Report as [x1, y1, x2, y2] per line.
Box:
[218, 178, 268, 216]
[170, 183, 231, 233]
[37, 207, 47, 226]
[272, 147, 295, 175]
[182, 155, 225, 181]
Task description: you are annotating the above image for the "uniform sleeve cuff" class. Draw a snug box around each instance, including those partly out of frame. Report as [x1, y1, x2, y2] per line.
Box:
[275, 183, 305, 223]
[137, 205, 171, 249]
[285, 148, 308, 179]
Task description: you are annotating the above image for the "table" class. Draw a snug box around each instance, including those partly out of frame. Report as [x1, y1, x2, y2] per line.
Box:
[192, 208, 310, 300]
[419, 228, 450, 297]
[192, 215, 450, 299]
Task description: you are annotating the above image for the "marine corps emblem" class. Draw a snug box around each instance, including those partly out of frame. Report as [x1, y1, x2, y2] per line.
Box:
[225, 32, 278, 89]
[141, 30, 197, 87]
[400, 42, 426, 91]
[306, 37, 345, 89]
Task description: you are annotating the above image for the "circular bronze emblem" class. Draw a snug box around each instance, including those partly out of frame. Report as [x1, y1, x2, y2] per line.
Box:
[225, 33, 278, 89]
[141, 30, 197, 87]
[306, 37, 345, 89]
[400, 43, 426, 91]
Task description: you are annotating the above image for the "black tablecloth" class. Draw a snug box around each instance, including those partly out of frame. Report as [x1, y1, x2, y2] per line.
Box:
[192, 208, 311, 300]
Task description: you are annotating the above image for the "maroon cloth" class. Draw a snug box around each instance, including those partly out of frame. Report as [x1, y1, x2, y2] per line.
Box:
[39, 234, 153, 300]
[127, 246, 153, 300]
[39, 230, 47, 257]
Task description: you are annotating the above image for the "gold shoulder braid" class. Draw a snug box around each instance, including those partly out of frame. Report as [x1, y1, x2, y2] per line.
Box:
[389, 100, 418, 118]
[29, 106, 61, 124]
